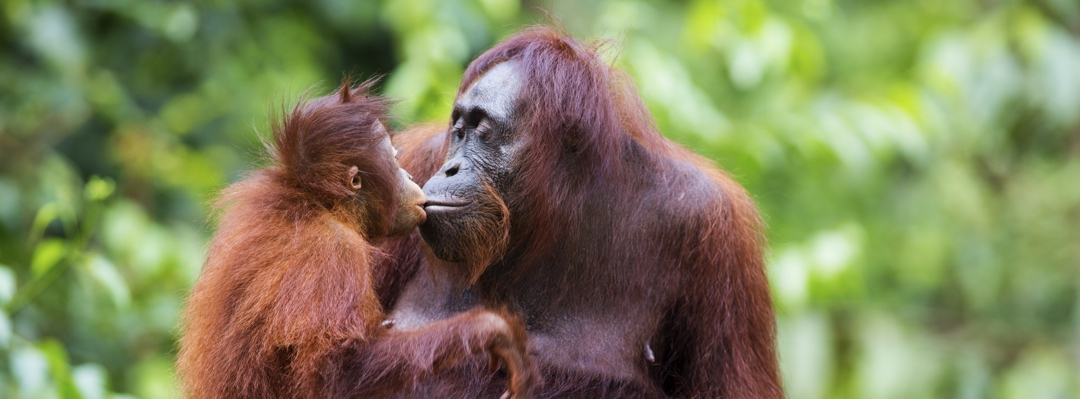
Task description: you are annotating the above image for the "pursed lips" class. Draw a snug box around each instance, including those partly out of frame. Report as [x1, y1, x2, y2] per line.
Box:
[423, 199, 471, 213]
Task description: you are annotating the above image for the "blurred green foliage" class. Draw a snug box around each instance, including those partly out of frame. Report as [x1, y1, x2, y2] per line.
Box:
[1, 0, 1078, 397]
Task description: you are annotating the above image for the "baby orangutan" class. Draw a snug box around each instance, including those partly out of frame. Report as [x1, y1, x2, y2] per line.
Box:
[177, 79, 536, 398]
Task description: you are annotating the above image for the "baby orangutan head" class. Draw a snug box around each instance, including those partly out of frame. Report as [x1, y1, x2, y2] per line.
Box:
[273, 78, 426, 238]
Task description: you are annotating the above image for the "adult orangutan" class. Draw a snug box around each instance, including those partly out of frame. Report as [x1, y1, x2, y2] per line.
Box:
[380, 27, 782, 398]
[176, 79, 536, 399]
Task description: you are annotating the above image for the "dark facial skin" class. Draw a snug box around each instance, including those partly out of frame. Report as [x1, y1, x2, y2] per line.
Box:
[420, 62, 521, 263]
[387, 135, 427, 237]
[350, 123, 427, 237]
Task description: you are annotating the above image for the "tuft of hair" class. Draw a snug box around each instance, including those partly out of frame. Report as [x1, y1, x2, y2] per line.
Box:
[267, 77, 399, 232]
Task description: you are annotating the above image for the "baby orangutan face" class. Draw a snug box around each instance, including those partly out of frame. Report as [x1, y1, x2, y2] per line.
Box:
[344, 122, 426, 237]
[386, 135, 426, 236]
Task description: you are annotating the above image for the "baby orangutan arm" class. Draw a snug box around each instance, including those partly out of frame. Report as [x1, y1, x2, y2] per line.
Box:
[338, 308, 537, 399]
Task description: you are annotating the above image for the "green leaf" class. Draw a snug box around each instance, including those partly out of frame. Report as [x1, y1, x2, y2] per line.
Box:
[478, 0, 519, 21]
[83, 176, 115, 202]
[0, 265, 15, 305]
[72, 363, 109, 399]
[0, 310, 11, 350]
[31, 239, 68, 278]
[85, 254, 131, 310]
[38, 339, 82, 399]
[25, 5, 86, 77]
[29, 202, 60, 243]
[11, 344, 50, 396]
[163, 4, 199, 43]
[131, 356, 176, 399]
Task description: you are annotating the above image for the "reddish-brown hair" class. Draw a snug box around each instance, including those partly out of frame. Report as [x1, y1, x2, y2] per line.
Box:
[396, 26, 783, 398]
[269, 79, 398, 237]
[177, 79, 395, 398]
[178, 79, 536, 399]
[455, 27, 678, 271]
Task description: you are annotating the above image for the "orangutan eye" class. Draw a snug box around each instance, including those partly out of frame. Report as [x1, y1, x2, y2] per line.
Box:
[476, 118, 492, 136]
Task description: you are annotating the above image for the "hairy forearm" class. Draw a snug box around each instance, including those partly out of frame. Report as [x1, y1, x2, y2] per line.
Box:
[330, 309, 533, 398]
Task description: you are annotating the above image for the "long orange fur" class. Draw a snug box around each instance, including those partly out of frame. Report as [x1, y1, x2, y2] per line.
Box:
[177, 80, 536, 398]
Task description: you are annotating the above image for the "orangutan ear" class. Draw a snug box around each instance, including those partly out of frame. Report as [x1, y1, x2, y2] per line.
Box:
[347, 165, 362, 191]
